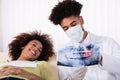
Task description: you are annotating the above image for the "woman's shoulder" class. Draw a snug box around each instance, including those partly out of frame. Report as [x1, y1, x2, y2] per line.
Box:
[36, 61, 49, 67]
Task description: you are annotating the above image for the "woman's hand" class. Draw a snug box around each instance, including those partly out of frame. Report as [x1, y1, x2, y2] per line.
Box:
[0, 65, 44, 80]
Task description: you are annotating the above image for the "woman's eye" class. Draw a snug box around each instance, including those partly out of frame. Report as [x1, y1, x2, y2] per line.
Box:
[32, 44, 36, 47]
[38, 49, 41, 53]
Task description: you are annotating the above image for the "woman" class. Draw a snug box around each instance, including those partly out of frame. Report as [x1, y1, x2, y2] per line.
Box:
[0, 30, 58, 80]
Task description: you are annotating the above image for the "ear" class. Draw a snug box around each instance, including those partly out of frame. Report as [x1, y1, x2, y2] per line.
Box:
[79, 16, 84, 26]
[21, 47, 24, 49]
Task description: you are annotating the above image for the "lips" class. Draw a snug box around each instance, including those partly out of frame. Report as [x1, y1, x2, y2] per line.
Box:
[30, 49, 36, 55]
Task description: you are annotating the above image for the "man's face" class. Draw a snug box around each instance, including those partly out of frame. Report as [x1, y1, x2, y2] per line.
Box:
[60, 16, 84, 31]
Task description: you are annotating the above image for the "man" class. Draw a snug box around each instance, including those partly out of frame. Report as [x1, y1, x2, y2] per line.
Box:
[49, 0, 120, 80]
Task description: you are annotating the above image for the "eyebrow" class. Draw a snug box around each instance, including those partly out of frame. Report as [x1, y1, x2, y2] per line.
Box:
[62, 20, 77, 28]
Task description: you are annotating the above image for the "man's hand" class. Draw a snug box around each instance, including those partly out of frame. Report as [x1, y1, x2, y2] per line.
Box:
[67, 67, 87, 80]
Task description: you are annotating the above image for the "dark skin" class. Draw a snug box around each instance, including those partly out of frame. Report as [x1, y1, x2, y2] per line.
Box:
[0, 66, 44, 80]
[0, 65, 44, 80]
[0, 40, 45, 80]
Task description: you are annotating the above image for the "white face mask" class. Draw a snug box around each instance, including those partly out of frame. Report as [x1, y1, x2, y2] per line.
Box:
[65, 25, 84, 43]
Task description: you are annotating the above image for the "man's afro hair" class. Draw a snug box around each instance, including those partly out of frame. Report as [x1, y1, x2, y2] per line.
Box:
[49, 0, 83, 25]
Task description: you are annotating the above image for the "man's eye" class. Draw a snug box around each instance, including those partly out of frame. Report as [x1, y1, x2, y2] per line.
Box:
[72, 24, 76, 27]
[71, 20, 78, 27]
[63, 27, 68, 31]
[71, 23, 77, 27]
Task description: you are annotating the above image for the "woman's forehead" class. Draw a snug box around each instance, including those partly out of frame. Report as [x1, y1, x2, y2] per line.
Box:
[29, 40, 42, 45]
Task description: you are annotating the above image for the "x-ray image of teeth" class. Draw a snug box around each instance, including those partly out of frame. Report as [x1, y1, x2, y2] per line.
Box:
[57, 43, 100, 67]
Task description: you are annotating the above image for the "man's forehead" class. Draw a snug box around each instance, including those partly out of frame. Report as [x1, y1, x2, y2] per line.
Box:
[61, 16, 78, 26]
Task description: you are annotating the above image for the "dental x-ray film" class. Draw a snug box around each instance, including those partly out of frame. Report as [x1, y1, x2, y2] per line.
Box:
[57, 43, 100, 67]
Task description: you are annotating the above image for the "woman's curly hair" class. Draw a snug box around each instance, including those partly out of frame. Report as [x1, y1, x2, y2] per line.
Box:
[49, 0, 83, 25]
[8, 30, 55, 61]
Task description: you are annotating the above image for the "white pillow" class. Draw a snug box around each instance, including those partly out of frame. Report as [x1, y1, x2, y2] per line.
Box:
[0, 52, 11, 63]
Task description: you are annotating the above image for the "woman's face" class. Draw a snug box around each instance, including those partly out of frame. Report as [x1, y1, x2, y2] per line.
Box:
[18, 40, 43, 61]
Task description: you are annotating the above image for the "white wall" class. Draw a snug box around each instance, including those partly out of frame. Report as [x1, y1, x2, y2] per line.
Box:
[0, 0, 120, 52]
[0, 0, 3, 51]
[82, 0, 120, 42]
[1, 0, 64, 52]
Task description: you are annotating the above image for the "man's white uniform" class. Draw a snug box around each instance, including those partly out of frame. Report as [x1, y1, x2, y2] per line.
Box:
[58, 32, 120, 80]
